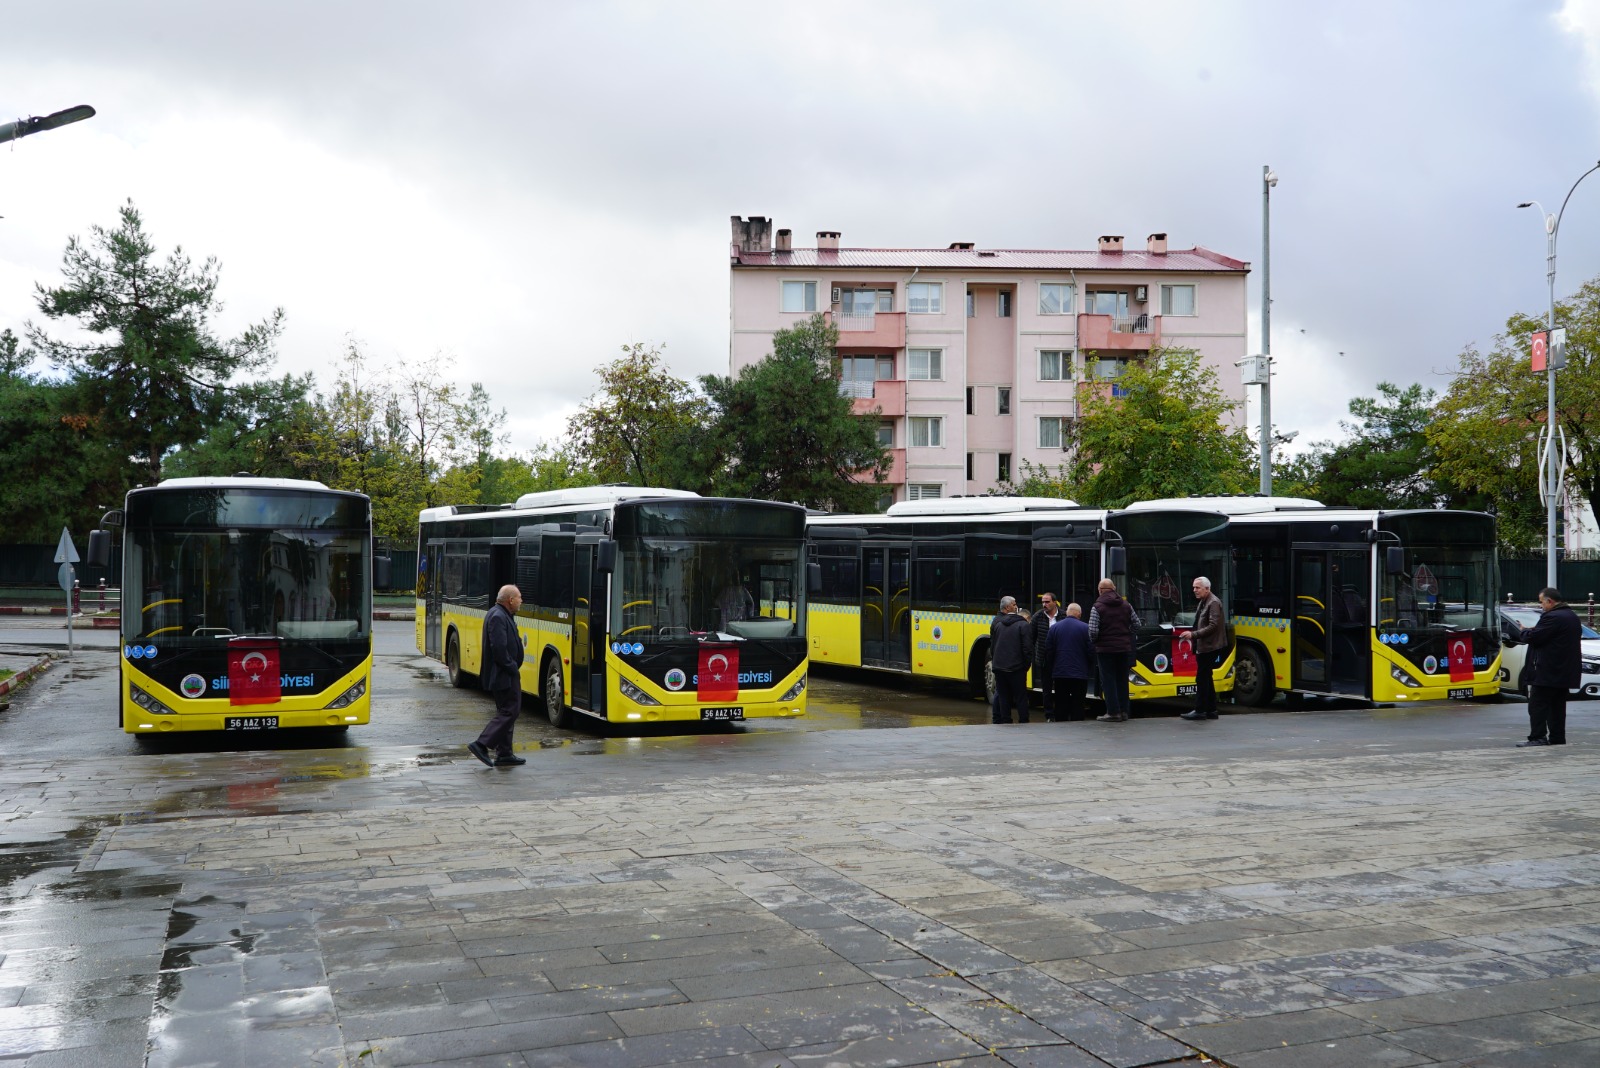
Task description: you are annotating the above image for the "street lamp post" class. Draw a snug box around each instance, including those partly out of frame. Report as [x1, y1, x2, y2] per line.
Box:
[1519, 159, 1600, 589]
[1260, 166, 1277, 496]
[0, 104, 95, 146]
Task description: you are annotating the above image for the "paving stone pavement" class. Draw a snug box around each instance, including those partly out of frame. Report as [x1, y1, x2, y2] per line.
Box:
[2, 719, 1600, 1067]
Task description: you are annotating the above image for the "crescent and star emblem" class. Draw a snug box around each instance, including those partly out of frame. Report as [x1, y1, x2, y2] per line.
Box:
[708, 653, 729, 679]
[242, 651, 269, 682]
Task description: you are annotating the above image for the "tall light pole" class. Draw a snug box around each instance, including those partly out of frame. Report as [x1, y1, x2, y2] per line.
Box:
[1519, 159, 1600, 589]
[1260, 166, 1277, 495]
[0, 104, 96, 146]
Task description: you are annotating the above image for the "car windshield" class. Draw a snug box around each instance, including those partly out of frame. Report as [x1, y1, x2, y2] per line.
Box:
[1501, 607, 1600, 640]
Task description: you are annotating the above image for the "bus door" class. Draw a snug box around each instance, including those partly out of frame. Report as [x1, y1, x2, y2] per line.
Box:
[424, 541, 444, 658]
[1032, 547, 1096, 613]
[861, 545, 911, 669]
[1292, 547, 1370, 697]
[572, 542, 608, 713]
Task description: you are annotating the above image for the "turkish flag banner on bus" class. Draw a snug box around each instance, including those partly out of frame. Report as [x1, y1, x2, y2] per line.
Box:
[697, 643, 740, 702]
[1171, 628, 1197, 677]
[228, 638, 282, 705]
[1448, 635, 1474, 683]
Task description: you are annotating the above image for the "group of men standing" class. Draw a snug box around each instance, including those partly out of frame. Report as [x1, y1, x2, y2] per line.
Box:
[988, 577, 1228, 725]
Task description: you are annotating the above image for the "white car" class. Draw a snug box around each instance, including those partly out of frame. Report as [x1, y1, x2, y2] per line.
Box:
[1497, 605, 1600, 698]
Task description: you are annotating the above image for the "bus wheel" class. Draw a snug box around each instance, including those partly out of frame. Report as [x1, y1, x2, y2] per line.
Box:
[1232, 644, 1274, 707]
[544, 656, 573, 730]
[445, 633, 470, 689]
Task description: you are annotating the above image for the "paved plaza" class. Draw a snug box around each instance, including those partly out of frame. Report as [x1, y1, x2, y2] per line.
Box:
[1, 679, 1599, 1066]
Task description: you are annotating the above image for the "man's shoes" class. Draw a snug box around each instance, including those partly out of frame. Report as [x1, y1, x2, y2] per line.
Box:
[494, 753, 527, 766]
[1181, 710, 1220, 721]
[1516, 738, 1550, 748]
[1096, 713, 1127, 722]
[467, 741, 494, 766]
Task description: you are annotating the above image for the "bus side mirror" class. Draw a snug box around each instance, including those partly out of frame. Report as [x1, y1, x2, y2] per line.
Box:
[807, 562, 822, 594]
[87, 530, 111, 568]
[1107, 545, 1126, 576]
[1385, 546, 1405, 575]
[596, 539, 617, 574]
[374, 555, 393, 590]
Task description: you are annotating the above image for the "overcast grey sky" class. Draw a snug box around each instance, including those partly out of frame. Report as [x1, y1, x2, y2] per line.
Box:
[4, 1, 1599, 457]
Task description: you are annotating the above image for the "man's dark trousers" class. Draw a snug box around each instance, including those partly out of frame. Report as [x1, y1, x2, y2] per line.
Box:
[993, 669, 1030, 724]
[1527, 684, 1568, 745]
[1195, 650, 1224, 715]
[477, 686, 522, 754]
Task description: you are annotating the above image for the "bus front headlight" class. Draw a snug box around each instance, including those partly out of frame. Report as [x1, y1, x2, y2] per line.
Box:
[325, 677, 367, 709]
[618, 678, 661, 706]
[129, 682, 175, 716]
[779, 674, 807, 702]
[1389, 662, 1423, 688]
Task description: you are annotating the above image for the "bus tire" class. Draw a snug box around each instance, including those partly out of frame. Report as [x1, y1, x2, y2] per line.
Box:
[1232, 643, 1274, 708]
[969, 643, 993, 702]
[543, 655, 574, 730]
[445, 632, 471, 689]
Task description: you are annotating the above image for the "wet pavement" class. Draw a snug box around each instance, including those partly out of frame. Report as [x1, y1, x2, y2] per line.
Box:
[1, 625, 1599, 1066]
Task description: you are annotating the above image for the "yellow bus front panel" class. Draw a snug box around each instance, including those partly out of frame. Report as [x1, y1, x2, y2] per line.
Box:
[121, 655, 373, 733]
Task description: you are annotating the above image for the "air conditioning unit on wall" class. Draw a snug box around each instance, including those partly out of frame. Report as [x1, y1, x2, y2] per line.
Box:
[1135, 286, 1148, 303]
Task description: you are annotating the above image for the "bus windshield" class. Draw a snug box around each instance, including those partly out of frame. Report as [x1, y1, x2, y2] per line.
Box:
[1124, 544, 1232, 627]
[616, 538, 806, 640]
[1382, 543, 1492, 631]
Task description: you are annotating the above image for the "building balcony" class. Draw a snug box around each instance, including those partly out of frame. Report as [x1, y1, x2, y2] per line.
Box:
[845, 377, 905, 416]
[1076, 380, 1133, 406]
[853, 448, 905, 485]
[1077, 312, 1161, 351]
[826, 309, 905, 350]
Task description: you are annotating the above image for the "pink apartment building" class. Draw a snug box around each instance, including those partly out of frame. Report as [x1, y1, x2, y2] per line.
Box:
[728, 216, 1251, 505]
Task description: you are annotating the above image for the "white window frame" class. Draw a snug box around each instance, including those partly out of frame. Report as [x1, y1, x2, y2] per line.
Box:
[908, 416, 944, 448]
[998, 452, 1012, 482]
[1038, 349, 1071, 382]
[908, 281, 944, 315]
[907, 483, 943, 501]
[1038, 416, 1070, 450]
[877, 421, 895, 447]
[1160, 283, 1196, 316]
[1038, 282, 1075, 315]
[781, 280, 817, 313]
[996, 386, 1012, 416]
[908, 348, 944, 381]
[997, 290, 1013, 317]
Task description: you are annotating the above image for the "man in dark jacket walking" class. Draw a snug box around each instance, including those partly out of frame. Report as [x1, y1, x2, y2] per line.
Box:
[1088, 578, 1140, 723]
[1517, 587, 1581, 747]
[1046, 603, 1094, 721]
[1030, 592, 1063, 719]
[1181, 576, 1227, 721]
[468, 585, 528, 767]
[990, 596, 1032, 724]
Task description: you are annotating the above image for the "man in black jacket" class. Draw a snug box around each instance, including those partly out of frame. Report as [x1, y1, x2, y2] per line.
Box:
[990, 596, 1033, 724]
[1030, 592, 1062, 719]
[468, 585, 528, 767]
[1517, 587, 1581, 748]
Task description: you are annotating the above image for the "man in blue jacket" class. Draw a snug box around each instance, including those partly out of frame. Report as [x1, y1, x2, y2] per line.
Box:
[468, 584, 528, 767]
[1517, 586, 1581, 748]
[1046, 603, 1094, 721]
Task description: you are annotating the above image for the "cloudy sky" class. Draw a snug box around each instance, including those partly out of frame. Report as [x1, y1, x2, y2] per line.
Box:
[4, 1, 1599, 458]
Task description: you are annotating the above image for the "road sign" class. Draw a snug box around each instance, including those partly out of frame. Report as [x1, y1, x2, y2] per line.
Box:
[1551, 326, 1568, 370]
[58, 562, 74, 593]
[53, 526, 79, 564]
[1531, 330, 1548, 372]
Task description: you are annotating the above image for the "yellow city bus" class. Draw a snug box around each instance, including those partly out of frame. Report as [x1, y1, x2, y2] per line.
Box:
[806, 497, 1235, 704]
[92, 477, 377, 734]
[416, 488, 809, 729]
[1136, 497, 1501, 706]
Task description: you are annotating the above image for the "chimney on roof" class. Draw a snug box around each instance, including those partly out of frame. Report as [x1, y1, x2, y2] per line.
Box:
[1098, 235, 1124, 253]
[1147, 232, 1168, 255]
[775, 228, 792, 252]
[816, 230, 840, 251]
[730, 216, 772, 254]
[949, 241, 975, 250]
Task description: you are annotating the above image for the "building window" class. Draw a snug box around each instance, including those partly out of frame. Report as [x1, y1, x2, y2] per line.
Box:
[1039, 282, 1075, 315]
[1039, 350, 1071, 381]
[1093, 356, 1131, 381]
[1088, 290, 1129, 317]
[996, 387, 1012, 416]
[782, 281, 816, 313]
[908, 483, 943, 501]
[965, 386, 973, 415]
[998, 453, 1012, 482]
[909, 282, 943, 314]
[909, 416, 943, 448]
[909, 348, 943, 381]
[966, 452, 973, 480]
[1160, 284, 1196, 315]
[841, 288, 893, 315]
[966, 291, 975, 318]
[840, 355, 893, 398]
[997, 290, 1012, 317]
[877, 421, 894, 447]
[1039, 416, 1071, 449]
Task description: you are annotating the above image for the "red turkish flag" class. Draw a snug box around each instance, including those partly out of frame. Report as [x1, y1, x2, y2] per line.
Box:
[228, 638, 282, 705]
[1448, 635, 1473, 683]
[1532, 330, 1548, 372]
[697, 643, 740, 702]
[1171, 629, 1197, 678]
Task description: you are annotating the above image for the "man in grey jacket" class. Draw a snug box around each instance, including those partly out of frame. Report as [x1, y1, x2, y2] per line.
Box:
[1181, 576, 1227, 721]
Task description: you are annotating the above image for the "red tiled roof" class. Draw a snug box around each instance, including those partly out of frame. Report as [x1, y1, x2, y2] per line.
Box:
[731, 246, 1248, 272]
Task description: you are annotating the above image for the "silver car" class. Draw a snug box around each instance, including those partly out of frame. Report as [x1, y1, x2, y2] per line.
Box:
[1497, 605, 1600, 698]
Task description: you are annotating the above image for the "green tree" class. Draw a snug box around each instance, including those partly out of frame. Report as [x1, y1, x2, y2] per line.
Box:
[695, 314, 890, 509]
[162, 372, 322, 480]
[1307, 382, 1443, 509]
[26, 200, 285, 484]
[1067, 347, 1255, 507]
[567, 342, 708, 486]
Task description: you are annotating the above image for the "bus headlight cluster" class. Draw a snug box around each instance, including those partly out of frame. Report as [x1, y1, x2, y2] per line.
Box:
[618, 678, 661, 706]
[325, 677, 367, 710]
[1389, 662, 1423, 688]
[779, 674, 807, 702]
[1128, 667, 1152, 687]
[129, 682, 175, 716]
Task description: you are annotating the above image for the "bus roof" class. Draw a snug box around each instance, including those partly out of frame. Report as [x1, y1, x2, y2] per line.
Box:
[884, 496, 1079, 517]
[1123, 496, 1325, 515]
[144, 476, 335, 492]
[512, 486, 699, 510]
